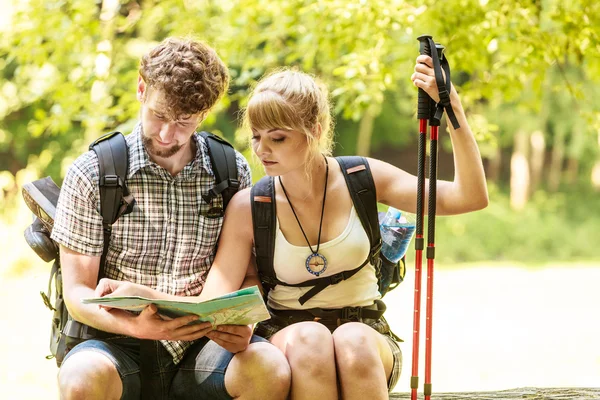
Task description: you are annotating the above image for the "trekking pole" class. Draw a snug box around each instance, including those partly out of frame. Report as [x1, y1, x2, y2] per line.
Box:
[411, 34, 433, 400]
[424, 42, 446, 400]
[422, 35, 461, 399]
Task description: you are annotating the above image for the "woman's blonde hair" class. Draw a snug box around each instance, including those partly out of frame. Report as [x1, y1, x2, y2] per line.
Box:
[242, 68, 334, 171]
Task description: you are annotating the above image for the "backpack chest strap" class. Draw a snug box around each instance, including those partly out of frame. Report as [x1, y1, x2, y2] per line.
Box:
[262, 257, 371, 305]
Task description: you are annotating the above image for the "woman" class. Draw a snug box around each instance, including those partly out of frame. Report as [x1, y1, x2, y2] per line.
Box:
[98, 55, 488, 399]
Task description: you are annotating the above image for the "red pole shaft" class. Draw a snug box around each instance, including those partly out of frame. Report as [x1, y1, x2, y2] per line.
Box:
[411, 248, 423, 400]
[424, 125, 439, 400]
[411, 118, 428, 400]
[424, 256, 435, 400]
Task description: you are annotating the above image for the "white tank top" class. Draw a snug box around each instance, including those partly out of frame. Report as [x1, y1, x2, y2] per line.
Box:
[268, 206, 381, 310]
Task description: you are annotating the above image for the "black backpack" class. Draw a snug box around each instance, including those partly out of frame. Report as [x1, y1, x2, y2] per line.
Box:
[22, 130, 239, 366]
[251, 156, 406, 309]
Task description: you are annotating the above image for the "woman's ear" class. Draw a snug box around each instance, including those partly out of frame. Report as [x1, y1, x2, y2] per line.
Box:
[314, 123, 322, 140]
[137, 76, 146, 102]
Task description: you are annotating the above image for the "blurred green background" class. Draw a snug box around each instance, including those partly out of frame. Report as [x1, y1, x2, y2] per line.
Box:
[1, 0, 599, 398]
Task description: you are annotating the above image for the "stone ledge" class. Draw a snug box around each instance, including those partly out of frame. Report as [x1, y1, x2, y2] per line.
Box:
[389, 387, 600, 399]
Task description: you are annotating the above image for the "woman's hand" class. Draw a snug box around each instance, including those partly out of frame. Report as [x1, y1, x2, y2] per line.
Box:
[411, 55, 454, 104]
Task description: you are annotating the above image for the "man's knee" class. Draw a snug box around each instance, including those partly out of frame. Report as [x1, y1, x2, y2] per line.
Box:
[58, 351, 122, 400]
[225, 342, 290, 399]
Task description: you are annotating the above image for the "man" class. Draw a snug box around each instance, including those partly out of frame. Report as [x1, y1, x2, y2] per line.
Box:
[51, 37, 290, 400]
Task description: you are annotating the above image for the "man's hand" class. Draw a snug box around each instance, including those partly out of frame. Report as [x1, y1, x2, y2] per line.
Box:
[131, 304, 213, 341]
[95, 279, 212, 341]
[95, 278, 152, 299]
[206, 324, 253, 353]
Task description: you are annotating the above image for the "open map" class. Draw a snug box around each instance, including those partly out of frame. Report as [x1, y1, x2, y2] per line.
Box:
[83, 286, 271, 327]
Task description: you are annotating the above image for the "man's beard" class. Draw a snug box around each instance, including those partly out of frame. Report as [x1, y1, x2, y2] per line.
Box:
[142, 134, 183, 158]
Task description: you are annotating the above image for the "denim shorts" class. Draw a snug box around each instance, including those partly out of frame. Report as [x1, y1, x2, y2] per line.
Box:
[63, 335, 268, 400]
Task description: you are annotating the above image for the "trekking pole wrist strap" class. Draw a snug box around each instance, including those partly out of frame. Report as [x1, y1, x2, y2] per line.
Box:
[423, 36, 460, 130]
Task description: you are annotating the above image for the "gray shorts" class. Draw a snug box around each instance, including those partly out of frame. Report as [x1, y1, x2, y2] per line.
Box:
[63, 335, 267, 400]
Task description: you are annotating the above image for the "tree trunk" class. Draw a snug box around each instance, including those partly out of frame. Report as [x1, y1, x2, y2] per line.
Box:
[529, 130, 545, 194]
[510, 131, 530, 210]
[592, 130, 600, 191]
[565, 157, 579, 185]
[565, 119, 585, 185]
[548, 126, 566, 192]
[356, 107, 376, 156]
[487, 145, 502, 184]
[592, 161, 600, 191]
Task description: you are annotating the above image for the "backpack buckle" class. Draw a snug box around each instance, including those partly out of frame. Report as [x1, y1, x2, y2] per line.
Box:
[341, 307, 362, 322]
[370, 239, 382, 265]
[262, 276, 278, 286]
[100, 175, 120, 187]
[229, 179, 240, 189]
[329, 274, 344, 285]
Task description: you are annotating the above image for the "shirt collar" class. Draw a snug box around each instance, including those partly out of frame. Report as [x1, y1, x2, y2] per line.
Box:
[126, 123, 209, 179]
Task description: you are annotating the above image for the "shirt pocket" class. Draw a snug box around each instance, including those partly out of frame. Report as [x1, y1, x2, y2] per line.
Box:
[183, 212, 224, 261]
[109, 206, 165, 259]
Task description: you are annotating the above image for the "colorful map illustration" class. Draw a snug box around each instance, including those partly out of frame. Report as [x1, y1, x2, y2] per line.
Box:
[83, 286, 270, 327]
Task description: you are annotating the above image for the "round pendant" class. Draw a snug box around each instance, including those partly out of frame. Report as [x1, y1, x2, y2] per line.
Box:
[306, 253, 327, 276]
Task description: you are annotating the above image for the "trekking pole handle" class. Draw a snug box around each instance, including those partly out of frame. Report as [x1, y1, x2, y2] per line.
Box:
[417, 35, 433, 119]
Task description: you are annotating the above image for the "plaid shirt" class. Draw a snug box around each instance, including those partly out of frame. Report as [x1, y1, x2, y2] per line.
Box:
[51, 123, 252, 364]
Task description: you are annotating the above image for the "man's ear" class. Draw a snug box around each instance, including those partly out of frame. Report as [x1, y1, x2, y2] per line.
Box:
[137, 76, 146, 102]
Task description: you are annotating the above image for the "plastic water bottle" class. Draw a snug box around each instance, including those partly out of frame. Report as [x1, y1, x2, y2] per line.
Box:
[380, 207, 416, 263]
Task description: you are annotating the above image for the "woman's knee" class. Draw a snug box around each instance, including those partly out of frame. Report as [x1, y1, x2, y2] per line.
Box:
[333, 323, 381, 369]
[285, 321, 332, 346]
[284, 321, 334, 357]
[274, 322, 335, 378]
[58, 351, 122, 400]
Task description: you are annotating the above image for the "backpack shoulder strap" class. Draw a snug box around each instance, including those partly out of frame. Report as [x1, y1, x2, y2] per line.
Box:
[200, 131, 240, 212]
[335, 156, 382, 262]
[251, 157, 383, 306]
[250, 176, 279, 294]
[89, 131, 134, 278]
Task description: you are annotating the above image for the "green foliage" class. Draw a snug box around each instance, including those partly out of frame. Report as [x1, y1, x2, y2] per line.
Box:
[1, 0, 600, 267]
[431, 186, 600, 263]
[2, 0, 599, 181]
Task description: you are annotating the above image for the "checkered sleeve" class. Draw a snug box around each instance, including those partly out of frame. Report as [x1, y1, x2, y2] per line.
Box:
[50, 151, 104, 256]
[235, 150, 252, 190]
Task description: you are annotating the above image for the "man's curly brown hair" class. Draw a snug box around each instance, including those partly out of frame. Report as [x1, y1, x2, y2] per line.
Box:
[139, 37, 229, 120]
